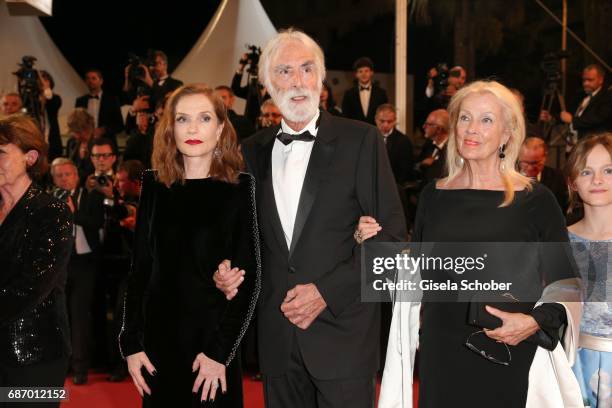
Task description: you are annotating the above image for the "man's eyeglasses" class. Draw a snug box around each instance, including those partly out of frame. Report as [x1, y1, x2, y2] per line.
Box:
[91, 153, 115, 159]
[423, 123, 439, 128]
[465, 330, 511, 366]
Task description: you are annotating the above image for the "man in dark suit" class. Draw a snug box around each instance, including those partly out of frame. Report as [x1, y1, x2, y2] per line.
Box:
[40, 71, 63, 161]
[415, 109, 449, 186]
[147, 50, 183, 108]
[375, 103, 414, 185]
[75, 69, 124, 148]
[215, 85, 255, 141]
[559, 64, 612, 140]
[342, 57, 388, 125]
[215, 29, 406, 407]
[519, 137, 568, 212]
[51, 158, 105, 385]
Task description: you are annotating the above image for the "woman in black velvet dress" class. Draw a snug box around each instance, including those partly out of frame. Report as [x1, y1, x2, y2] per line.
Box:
[359, 81, 578, 407]
[119, 84, 260, 407]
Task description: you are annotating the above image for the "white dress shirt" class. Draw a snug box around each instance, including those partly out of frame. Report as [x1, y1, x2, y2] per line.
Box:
[272, 111, 320, 248]
[73, 189, 92, 255]
[359, 83, 372, 117]
[87, 91, 102, 128]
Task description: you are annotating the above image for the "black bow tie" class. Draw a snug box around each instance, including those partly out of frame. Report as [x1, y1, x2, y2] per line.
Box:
[88, 94, 99, 99]
[359, 86, 370, 91]
[276, 130, 315, 145]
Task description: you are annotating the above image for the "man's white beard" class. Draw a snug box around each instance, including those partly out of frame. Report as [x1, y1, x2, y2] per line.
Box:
[270, 86, 321, 124]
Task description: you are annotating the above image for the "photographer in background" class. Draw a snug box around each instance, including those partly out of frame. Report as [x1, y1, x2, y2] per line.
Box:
[0, 92, 23, 116]
[232, 45, 270, 126]
[123, 50, 182, 134]
[123, 111, 153, 168]
[13, 56, 42, 121]
[39, 70, 63, 161]
[50, 157, 105, 385]
[101, 159, 145, 382]
[84, 137, 121, 379]
[85, 138, 116, 200]
[122, 50, 182, 107]
[425, 64, 467, 109]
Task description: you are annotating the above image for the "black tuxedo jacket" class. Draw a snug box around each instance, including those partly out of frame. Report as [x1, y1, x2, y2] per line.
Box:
[73, 186, 105, 253]
[75, 92, 124, 144]
[573, 87, 612, 138]
[228, 109, 255, 141]
[241, 111, 406, 379]
[385, 129, 415, 184]
[539, 166, 568, 213]
[342, 83, 388, 125]
[151, 76, 183, 108]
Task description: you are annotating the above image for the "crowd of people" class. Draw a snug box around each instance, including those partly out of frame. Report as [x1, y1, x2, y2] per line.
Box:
[0, 27, 611, 408]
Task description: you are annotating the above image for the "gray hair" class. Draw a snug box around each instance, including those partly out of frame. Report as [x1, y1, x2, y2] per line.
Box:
[259, 28, 326, 93]
[50, 157, 77, 176]
[260, 98, 278, 112]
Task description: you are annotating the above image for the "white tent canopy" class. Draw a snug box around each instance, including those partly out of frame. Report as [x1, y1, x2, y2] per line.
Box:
[0, 0, 87, 131]
[173, 0, 276, 114]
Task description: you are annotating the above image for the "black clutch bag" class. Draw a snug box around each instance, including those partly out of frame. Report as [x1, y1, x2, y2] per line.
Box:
[467, 292, 555, 350]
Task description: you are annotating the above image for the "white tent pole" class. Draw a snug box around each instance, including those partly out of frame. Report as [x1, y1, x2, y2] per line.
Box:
[395, 0, 408, 133]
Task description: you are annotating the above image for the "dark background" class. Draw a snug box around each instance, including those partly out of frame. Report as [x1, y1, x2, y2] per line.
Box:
[39, 0, 611, 127]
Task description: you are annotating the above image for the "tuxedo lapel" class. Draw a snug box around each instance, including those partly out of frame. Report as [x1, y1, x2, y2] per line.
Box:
[257, 129, 290, 255]
[289, 112, 337, 257]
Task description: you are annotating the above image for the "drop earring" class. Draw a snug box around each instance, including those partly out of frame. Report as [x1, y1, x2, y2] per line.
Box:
[498, 144, 506, 172]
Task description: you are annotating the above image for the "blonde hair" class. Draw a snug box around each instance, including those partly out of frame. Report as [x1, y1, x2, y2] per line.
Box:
[67, 108, 94, 134]
[151, 84, 243, 187]
[50, 157, 77, 176]
[443, 80, 532, 206]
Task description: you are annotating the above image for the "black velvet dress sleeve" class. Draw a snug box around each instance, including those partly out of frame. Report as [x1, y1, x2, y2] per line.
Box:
[203, 174, 261, 366]
[119, 170, 156, 358]
[411, 181, 435, 242]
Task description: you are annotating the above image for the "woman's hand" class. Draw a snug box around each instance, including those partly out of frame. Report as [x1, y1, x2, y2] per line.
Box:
[126, 351, 157, 397]
[192, 352, 227, 402]
[354, 216, 382, 244]
[483, 306, 540, 346]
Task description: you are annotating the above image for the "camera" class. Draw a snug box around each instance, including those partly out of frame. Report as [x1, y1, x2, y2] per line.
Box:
[127, 52, 153, 96]
[96, 174, 112, 187]
[241, 44, 261, 76]
[540, 51, 569, 84]
[51, 187, 70, 202]
[13, 56, 42, 118]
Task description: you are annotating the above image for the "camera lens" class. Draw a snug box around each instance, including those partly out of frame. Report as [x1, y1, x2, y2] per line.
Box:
[97, 175, 108, 186]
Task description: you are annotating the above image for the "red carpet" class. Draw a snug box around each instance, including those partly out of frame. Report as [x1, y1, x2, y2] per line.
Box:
[61, 373, 417, 407]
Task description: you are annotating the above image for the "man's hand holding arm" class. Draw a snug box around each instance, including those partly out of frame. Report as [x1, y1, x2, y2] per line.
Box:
[280, 284, 327, 330]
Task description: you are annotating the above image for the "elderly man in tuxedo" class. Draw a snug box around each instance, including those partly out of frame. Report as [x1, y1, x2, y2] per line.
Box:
[215, 29, 406, 408]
